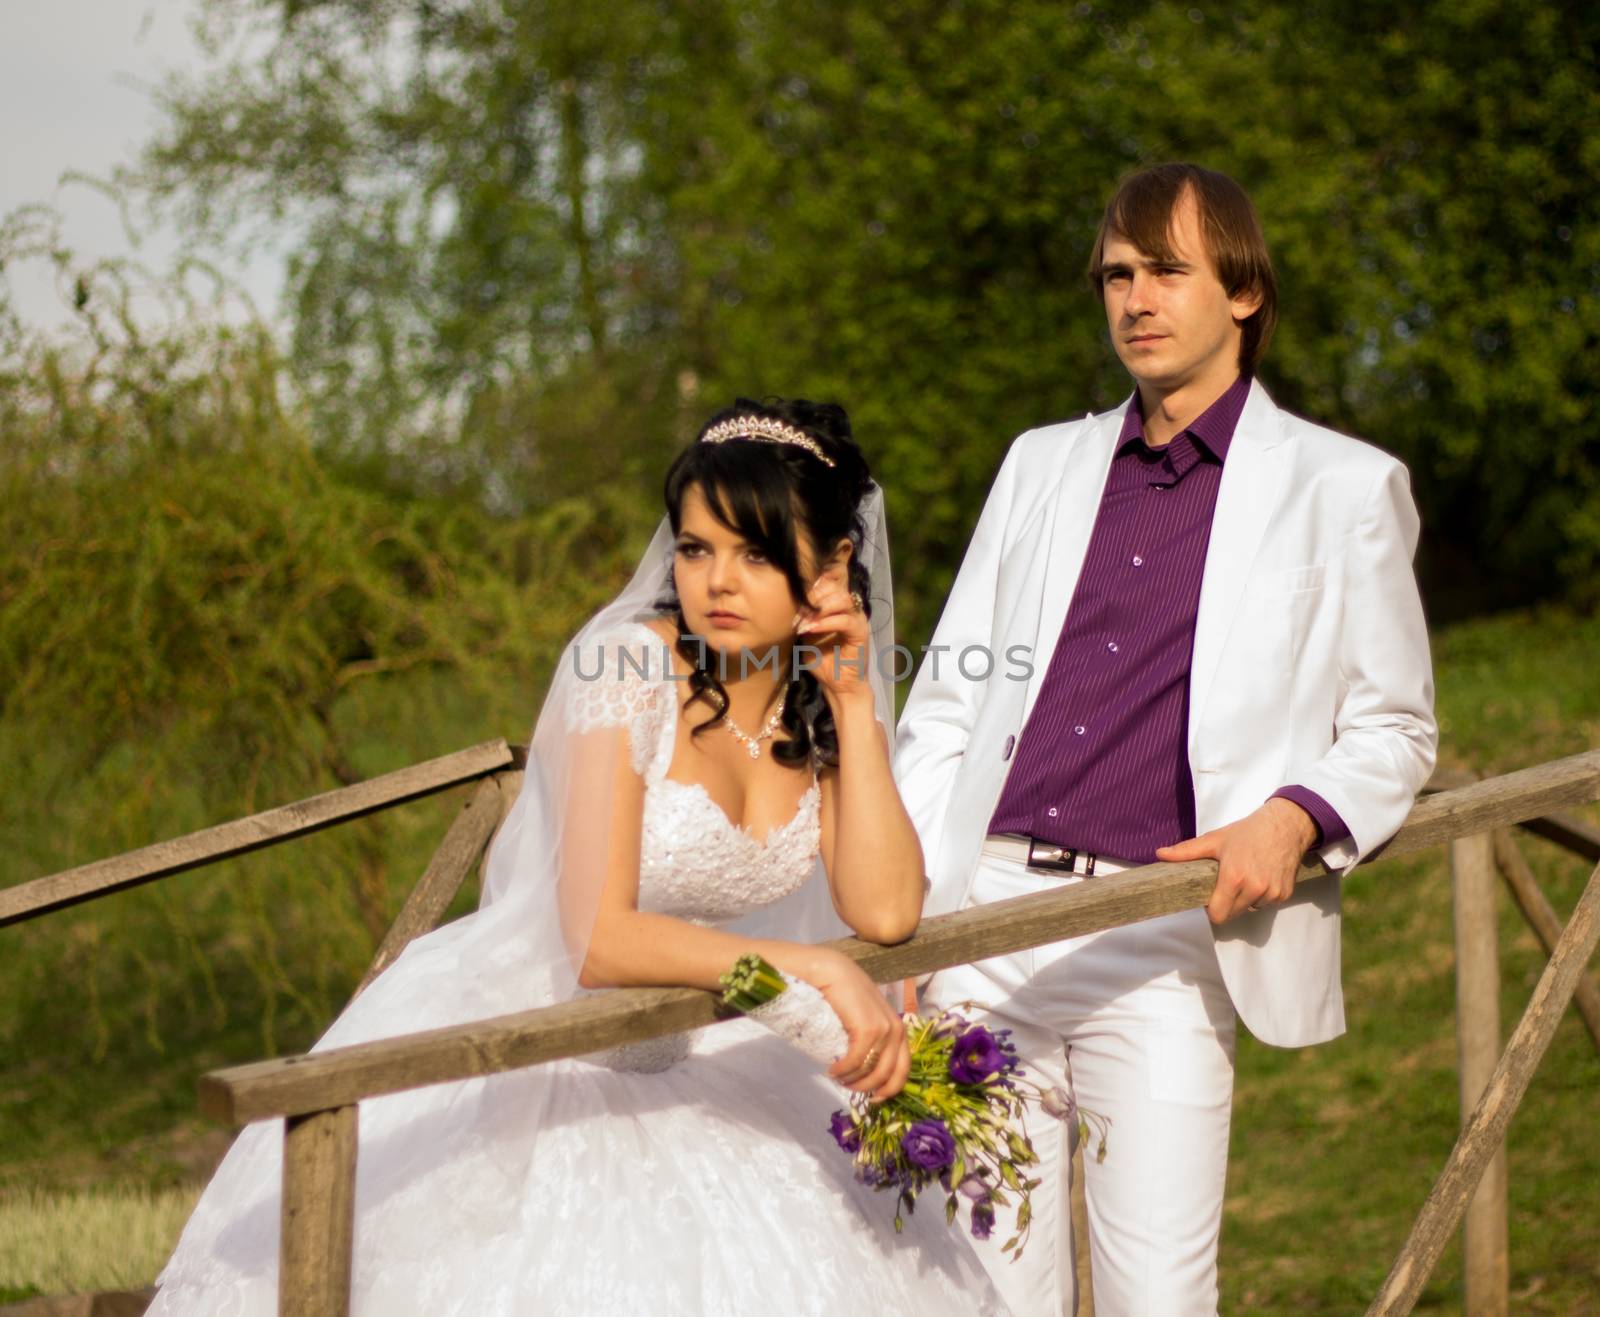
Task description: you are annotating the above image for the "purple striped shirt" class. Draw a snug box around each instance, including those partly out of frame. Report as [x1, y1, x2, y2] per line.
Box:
[989, 374, 1349, 861]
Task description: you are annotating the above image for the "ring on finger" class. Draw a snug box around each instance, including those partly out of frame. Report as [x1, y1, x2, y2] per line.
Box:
[849, 590, 864, 613]
[861, 1047, 881, 1069]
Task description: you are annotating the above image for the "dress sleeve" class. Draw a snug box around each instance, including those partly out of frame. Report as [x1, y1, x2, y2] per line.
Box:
[562, 622, 671, 777]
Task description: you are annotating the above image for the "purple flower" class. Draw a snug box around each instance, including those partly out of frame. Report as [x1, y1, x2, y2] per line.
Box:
[949, 1026, 1007, 1084]
[855, 1160, 892, 1188]
[901, 1119, 957, 1171]
[958, 1172, 989, 1201]
[829, 1110, 861, 1153]
[970, 1200, 996, 1240]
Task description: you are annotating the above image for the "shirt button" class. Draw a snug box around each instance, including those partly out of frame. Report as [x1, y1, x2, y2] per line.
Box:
[1131, 555, 1144, 567]
[1073, 725, 1086, 736]
[1107, 641, 1119, 653]
[1047, 807, 1059, 818]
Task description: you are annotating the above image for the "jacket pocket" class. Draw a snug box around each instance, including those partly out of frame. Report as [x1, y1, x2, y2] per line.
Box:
[1245, 563, 1326, 597]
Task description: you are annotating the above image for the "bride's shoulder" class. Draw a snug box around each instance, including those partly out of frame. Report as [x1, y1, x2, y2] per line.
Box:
[562, 615, 677, 741]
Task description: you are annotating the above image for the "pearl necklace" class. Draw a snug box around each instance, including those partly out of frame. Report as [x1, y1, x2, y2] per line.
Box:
[724, 689, 788, 759]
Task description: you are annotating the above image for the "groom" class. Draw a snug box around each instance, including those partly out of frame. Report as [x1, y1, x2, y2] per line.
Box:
[895, 163, 1437, 1314]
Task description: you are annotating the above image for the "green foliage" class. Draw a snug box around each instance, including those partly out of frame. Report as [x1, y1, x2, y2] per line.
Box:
[1, 203, 656, 802]
[2, 3, 1597, 1297]
[135, 0, 684, 481]
[129, 0, 1600, 637]
[0, 216, 657, 1182]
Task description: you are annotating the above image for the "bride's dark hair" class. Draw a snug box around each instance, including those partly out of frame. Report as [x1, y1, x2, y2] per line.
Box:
[656, 396, 875, 769]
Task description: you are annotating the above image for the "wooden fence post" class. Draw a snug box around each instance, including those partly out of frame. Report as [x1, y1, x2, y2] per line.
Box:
[1369, 858, 1600, 1316]
[280, 1104, 358, 1317]
[354, 774, 509, 996]
[1451, 833, 1509, 1316]
[1520, 811, 1600, 864]
[1492, 829, 1600, 1058]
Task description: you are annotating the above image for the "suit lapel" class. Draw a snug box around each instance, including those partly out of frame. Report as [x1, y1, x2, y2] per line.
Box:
[1020, 406, 1125, 723]
[1188, 381, 1289, 747]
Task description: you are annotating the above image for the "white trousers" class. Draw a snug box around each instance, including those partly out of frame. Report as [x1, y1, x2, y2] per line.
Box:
[925, 850, 1237, 1317]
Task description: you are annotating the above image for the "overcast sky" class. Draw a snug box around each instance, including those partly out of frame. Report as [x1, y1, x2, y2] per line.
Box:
[1, 0, 282, 329]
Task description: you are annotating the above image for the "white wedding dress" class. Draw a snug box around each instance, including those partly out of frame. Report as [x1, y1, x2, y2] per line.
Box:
[151, 622, 1009, 1315]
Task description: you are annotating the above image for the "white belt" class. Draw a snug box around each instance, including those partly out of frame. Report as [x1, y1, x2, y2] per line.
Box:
[980, 833, 1135, 877]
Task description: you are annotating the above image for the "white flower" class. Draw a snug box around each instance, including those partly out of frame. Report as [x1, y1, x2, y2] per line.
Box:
[1041, 1086, 1076, 1121]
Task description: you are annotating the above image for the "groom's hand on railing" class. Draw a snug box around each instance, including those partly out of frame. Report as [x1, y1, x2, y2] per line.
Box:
[1157, 798, 1321, 924]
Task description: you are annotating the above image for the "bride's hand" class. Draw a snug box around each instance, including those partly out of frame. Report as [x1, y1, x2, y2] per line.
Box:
[805, 950, 910, 1101]
[796, 565, 872, 704]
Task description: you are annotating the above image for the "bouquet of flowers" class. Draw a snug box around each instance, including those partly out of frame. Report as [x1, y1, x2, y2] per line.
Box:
[720, 953, 1109, 1258]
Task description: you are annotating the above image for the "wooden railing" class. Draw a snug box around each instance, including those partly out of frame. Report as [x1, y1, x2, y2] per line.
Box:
[0, 740, 523, 929]
[1410, 772, 1600, 1315]
[6, 746, 1598, 1316]
[0, 738, 524, 1317]
[186, 750, 1600, 1317]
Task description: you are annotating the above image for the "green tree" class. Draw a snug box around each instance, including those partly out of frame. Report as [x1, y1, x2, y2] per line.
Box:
[132, 0, 1600, 635]
[137, 0, 685, 496]
[0, 209, 654, 1079]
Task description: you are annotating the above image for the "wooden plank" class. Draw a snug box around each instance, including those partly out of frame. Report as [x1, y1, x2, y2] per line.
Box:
[1427, 768, 1600, 870]
[1368, 859, 1600, 1316]
[0, 1294, 152, 1317]
[1423, 767, 1480, 793]
[1450, 834, 1508, 1316]
[1520, 811, 1600, 864]
[199, 983, 724, 1125]
[0, 741, 514, 928]
[491, 769, 525, 820]
[279, 1105, 358, 1317]
[1071, 1140, 1094, 1316]
[1422, 766, 1600, 863]
[352, 775, 508, 996]
[1433, 771, 1593, 864]
[201, 752, 1600, 1125]
[1493, 830, 1600, 1056]
[1372, 750, 1600, 862]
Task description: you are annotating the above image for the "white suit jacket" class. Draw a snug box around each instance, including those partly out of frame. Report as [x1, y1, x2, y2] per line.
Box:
[894, 380, 1437, 1047]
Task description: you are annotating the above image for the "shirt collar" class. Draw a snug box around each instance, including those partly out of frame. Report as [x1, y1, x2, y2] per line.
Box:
[1117, 373, 1251, 463]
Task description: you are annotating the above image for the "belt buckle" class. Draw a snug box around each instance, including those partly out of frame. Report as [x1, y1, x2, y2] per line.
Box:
[1025, 838, 1097, 876]
[1027, 838, 1077, 873]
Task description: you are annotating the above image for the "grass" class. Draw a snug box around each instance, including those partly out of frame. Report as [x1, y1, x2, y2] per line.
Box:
[1219, 604, 1600, 1314]
[0, 671, 503, 1194]
[1, 605, 1597, 1307]
[0, 1185, 198, 1297]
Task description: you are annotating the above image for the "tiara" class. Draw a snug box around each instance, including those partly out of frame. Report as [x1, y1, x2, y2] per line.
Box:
[699, 415, 837, 467]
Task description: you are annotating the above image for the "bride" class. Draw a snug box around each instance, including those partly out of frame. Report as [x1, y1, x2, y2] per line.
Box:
[149, 398, 1012, 1314]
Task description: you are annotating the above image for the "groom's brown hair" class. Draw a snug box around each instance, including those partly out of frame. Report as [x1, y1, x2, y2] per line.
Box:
[1087, 163, 1278, 373]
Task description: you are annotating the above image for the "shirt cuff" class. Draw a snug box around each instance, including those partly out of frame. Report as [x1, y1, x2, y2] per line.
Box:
[1270, 786, 1352, 849]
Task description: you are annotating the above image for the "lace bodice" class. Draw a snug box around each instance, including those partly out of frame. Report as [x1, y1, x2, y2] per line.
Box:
[566, 622, 822, 925]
